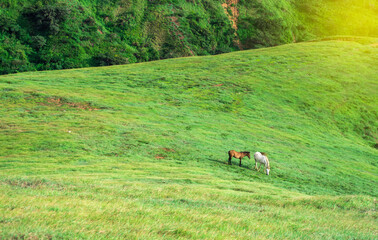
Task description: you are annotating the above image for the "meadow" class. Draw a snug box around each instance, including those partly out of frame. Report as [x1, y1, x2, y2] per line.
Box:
[0, 40, 377, 239]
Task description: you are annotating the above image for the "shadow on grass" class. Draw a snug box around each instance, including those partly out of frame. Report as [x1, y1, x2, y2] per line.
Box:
[207, 158, 227, 165]
[207, 158, 253, 170]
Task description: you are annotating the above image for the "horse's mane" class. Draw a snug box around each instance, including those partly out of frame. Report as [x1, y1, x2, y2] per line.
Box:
[260, 152, 267, 156]
[242, 152, 250, 154]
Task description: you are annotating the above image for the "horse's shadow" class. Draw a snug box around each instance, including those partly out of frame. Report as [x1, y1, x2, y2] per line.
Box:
[207, 158, 227, 165]
[207, 158, 253, 170]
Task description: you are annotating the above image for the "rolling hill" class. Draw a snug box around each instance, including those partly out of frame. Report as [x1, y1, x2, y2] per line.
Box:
[0, 40, 377, 239]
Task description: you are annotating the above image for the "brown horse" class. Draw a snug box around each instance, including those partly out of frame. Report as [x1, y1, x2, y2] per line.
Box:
[228, 150, 251, 166]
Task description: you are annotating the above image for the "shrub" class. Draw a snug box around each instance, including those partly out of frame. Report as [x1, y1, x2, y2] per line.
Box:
[92, 52, 130, 66]
[0, 36, 34, 74]
[23, 3, 70, 34]
[30, 35, 46, 50]
[0, 12, 21, 36]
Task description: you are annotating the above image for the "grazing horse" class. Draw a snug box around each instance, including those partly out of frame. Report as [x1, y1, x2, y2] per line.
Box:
[254, 152, 270, 175]
[228, 150, 250, 166]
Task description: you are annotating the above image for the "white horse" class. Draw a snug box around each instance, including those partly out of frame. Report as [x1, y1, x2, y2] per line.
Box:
[254, 152, 270, 175]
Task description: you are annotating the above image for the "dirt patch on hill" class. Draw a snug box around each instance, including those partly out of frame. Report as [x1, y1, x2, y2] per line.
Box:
[2, 91, 104, 111]
[222, 0, 242, 49]
[44, 97, 100, 111]
[222, 0, 239, 31]
[162, 148, 175, 152]
[2, 178, 64, 190]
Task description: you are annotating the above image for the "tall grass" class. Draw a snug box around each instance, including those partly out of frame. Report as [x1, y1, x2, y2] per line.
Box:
[0, 40, 377, 239]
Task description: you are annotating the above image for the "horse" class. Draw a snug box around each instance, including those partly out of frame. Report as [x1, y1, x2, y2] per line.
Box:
[254, 152, 270, 175]
[228, 150, 251, 166]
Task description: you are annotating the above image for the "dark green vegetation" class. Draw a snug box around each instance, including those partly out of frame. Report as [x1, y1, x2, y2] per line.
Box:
[1, 40, 377, 238]
[1, 0, 377, 74]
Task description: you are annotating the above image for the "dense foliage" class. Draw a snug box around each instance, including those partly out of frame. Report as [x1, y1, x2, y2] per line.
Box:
[0, 0, 377, 74]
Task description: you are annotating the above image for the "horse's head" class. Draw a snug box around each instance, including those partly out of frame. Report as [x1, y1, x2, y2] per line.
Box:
[247, 152, 251, 159]
[266, 168, 270, 175]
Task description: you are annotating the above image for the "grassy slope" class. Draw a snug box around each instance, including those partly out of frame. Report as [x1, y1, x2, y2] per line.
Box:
[0, 41, 377, 239]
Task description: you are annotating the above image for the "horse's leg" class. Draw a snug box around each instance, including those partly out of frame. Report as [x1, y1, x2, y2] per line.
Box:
[239, 158, 242, 166]
[228, 155, 232, 165]
[254, 161, 258, 170]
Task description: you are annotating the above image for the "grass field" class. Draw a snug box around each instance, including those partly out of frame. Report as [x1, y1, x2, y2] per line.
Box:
[0, 40, 377, 239]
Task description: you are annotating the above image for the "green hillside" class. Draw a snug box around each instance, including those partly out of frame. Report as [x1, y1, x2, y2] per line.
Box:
[0, 40, 377, 238]
[1, 0, 377, 74]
